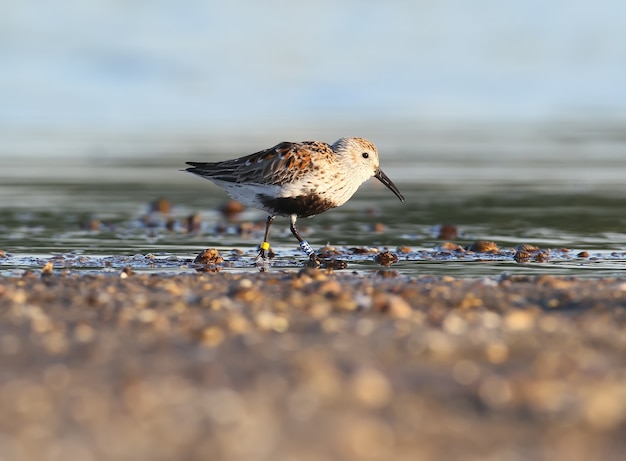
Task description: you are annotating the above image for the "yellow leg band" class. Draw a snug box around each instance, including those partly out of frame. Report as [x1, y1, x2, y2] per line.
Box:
[260, 241, 270, 251]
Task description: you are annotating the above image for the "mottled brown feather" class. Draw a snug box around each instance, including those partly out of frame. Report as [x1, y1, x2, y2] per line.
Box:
[186, 141, 336, 186]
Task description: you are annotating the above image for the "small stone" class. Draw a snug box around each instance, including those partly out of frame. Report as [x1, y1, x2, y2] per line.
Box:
[120, 266, 134, 278]
[532, 251, 550, 263]
[504, 310, 535, 331]
[437, 224, 458, 240]
[376, 270, 399, 278]
[372, 292, 412, 318]
[82, 218, 101, 231]
[351, 368, 392, 408]
[318, 280, 342, 296]
[457, 293, 483, 309]
[41, 261, 54, 277]
[577, 251, 590, 258]
[184, 212, 202, 233]
[374, 251, 398, 267]
[514, 244, 548, 263]
[396, 246, 411, 254]
[514, 250, 531, 263]
[201, 326, 225, 346]
[227, 314, 250, 334]
[219, 200, 245, 220]
[484, 342, 509, 364]
[350, 247, 375, 254]
[333, 294, 358, 312]
[237, 222, 254, 237]
[452, 360, 481, 385]
[150, 197, 171, 214]
[321, 259, 347, 270]
[437, 242, 464, 252]
[194, 248, 224, 265]
[318, 245, 341, 258]
[298, 267, 327, 281]
[371, 222, 386, 233]
[478, 376, 513, 409]
[582, 384, 626, 430]
[74, 323, 96, 343]
[229, 280, 260, 302]
[466, 241, 500, 253]
[515, 243, 539, 252]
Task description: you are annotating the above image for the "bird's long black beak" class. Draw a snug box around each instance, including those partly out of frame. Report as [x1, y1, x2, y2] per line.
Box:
[374, 168, 405, 202]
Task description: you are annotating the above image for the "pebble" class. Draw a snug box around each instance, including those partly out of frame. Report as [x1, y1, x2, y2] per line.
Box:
[193, 248, 224, 265]
[437, 223, 459, 240]
[351, 367, 392, 408]
[218, 200, 245, 220]
[466, 241, 500, 253]
[150, 197, 171, 214]
[41, 260, 55, 277]
[514, 249, 531, 262]
[184, 212, 202, 233]
[374, 251, 399, 266]
[437, 241, 464, 252]
[120, 266, 135, 278]
[515, 243, 540, 252]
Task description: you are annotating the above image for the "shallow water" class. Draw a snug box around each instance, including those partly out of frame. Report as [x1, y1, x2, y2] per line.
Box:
[2, 151, 625, 278]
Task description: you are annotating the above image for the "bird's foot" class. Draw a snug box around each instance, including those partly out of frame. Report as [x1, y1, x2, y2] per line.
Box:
[305, 253, 321, 268]
[254, 253, 272, 272]
[254, 242, 274, 267]
[298, 240, 321, 268]
[256, 241, 272, 260]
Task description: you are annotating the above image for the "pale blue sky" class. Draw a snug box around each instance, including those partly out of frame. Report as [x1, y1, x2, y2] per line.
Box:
[2, 0, 625, 153]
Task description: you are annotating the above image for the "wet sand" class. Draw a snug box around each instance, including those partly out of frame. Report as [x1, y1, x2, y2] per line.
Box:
[1, 270, 626, 460]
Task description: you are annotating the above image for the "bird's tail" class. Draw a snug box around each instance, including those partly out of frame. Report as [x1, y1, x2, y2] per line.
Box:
[184, 162, 215, 177]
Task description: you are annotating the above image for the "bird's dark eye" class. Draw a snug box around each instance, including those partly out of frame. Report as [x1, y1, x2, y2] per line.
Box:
[362, 152, 369, 159]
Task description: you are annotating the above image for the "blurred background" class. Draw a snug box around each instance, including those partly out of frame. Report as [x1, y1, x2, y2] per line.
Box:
[2, 0, 626, 165]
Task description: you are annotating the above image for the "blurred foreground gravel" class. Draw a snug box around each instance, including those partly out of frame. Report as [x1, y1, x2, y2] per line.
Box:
[1, 270, 626, 461]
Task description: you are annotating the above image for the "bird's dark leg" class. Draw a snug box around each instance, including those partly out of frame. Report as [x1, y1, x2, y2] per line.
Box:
[256, 215, 274, 260]
[290, 214, 320, 266]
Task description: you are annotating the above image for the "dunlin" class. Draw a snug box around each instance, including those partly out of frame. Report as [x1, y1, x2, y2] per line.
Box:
[186, 137, 405, 264]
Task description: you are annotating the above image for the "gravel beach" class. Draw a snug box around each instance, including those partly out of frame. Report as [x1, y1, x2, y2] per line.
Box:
[1, 270, 626, 460]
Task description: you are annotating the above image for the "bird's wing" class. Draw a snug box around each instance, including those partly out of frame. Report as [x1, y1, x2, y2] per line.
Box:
[186, 141, 335, 186]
